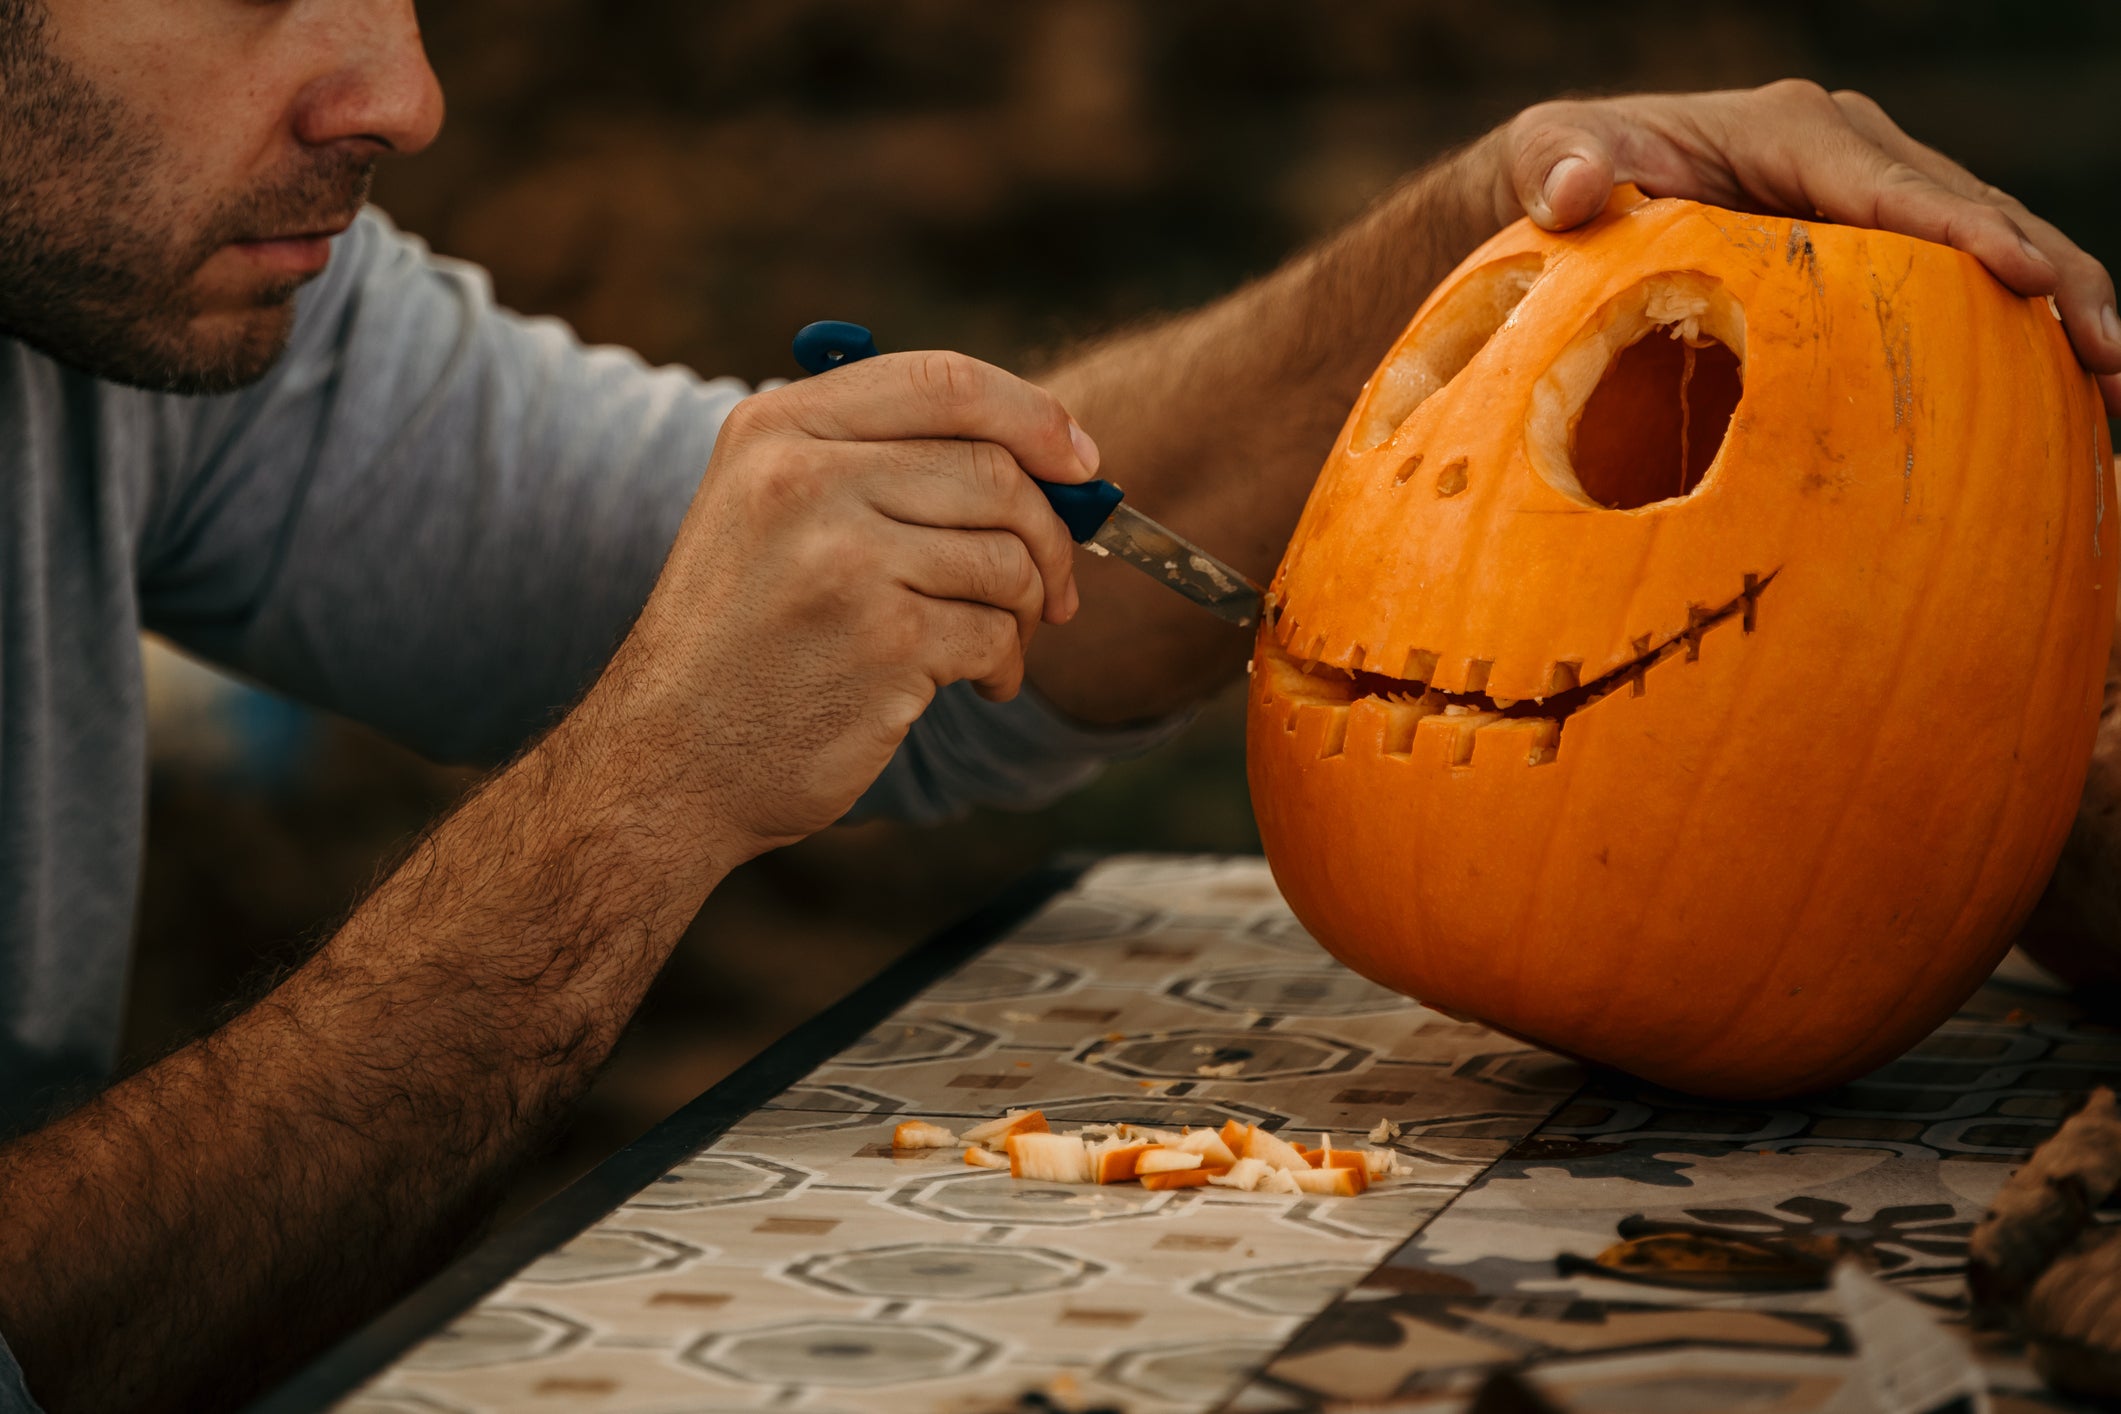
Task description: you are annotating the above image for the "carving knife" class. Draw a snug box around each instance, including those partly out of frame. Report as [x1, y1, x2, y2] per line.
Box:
[792, 321, 1265, 627]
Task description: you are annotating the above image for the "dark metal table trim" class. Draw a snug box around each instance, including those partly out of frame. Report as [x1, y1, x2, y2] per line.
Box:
[247, 856, 1092, 1414]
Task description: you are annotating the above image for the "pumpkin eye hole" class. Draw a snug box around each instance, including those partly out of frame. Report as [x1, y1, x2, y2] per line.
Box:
[1353, 254, 1545, 452]
[1528, 272, 1747, 511]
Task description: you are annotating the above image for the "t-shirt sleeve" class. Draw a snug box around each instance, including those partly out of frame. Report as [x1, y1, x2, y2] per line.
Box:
[0, 1334, 40, 1414]
[135, 208, 1183, 815]
[137, 209, 741, 763]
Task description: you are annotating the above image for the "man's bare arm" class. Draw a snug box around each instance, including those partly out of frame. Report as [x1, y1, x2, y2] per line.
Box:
[0, 350, 1099, 1414]
[0, 665, 730, 1412]
[1030, 81, 2121, 725]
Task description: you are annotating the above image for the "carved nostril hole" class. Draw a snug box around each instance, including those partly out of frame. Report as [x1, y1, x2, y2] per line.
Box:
[1393, 452, 1425, 486]
[1435, 458, 1469, 498]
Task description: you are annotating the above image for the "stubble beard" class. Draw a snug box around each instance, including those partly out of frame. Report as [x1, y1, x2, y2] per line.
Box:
[0, 3, 374, 395]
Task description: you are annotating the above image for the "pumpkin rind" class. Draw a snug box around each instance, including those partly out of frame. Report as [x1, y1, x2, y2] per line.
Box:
[1248, 191, 2117, 1099]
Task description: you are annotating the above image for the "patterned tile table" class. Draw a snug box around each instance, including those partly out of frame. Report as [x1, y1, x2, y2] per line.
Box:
[258, 855, 2120, 1414]
[1230, 957, 2121, 1412]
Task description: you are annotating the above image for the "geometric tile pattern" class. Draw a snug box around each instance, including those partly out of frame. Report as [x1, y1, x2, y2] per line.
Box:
[346, 855, 1583, 1412]
[345, 857, 2111, 1413]
[1229, 950, 2121, 1413]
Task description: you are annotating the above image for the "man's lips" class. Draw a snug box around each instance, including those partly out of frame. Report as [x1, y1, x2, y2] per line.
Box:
[225, 219, 354, 277]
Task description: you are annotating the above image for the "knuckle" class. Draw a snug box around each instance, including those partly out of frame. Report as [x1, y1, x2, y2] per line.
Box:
[970, 535, 1032, 604]
[751, 444, 834, 514]
[1001, 541, 1041, 604]
[1828, 86, 1882, 118]
[1506, 107, 1567, 155]
[1876, 159, 1930, 192]
[963, 439, 1016, 498]
[1035, 395, 1074, 449]
[978, 606, 1021, 659]
[1509, 99, 1567, 137]
[911, 349, 976, 409]
[718, 390, 775, 441]
[791, 525, 862, 593]
[1764, 76, 1832, 110]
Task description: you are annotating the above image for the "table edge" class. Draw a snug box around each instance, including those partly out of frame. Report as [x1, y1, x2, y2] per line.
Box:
[246, 854, 1095, 1414]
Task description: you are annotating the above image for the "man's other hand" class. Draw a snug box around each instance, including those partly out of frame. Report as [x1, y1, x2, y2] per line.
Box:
[603, 350, 1099, 864]
[1482, 80, 2121, 413]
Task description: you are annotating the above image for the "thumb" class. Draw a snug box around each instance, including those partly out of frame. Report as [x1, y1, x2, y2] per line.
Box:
[1508, 114, 1617, 229]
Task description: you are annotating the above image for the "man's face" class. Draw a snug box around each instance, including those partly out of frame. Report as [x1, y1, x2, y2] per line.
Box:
[0, 0, 442, 394]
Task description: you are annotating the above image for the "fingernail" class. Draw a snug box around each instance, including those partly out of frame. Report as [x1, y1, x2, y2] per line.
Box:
[2102, 303, 2121, 349]
[2019, 235, 2053, 269]
[1064, 579, 1081, 621]
[1068, 420, 1101, 476]
[1536, 156, 1586, 224]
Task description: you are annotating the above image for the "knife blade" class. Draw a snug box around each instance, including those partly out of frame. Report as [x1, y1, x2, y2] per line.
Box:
[791, 320, 1265, 628]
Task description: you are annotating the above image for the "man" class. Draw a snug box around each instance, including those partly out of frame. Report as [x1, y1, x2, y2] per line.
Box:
[0, 2, 2113, 1410]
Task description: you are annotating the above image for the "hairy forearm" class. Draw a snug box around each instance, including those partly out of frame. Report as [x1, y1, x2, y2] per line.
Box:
[1029, 135, 1510, 723]
[0, 658, 729, 1413]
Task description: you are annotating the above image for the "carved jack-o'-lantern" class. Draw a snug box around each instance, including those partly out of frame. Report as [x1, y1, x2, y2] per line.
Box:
[1249, 189, 2116, 1099]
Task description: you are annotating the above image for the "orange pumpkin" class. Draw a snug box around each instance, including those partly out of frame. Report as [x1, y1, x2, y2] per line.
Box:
[1248, 188, 2116, 1099]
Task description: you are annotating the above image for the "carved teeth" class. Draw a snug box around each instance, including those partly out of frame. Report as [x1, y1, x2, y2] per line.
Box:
[1263, 570, 1775, 768]
[1294, 702, 1350, 759]
[1415, 709, 1500, 767]
[1347, 694, 1436, 757]
[1473, 717, 1561, 768]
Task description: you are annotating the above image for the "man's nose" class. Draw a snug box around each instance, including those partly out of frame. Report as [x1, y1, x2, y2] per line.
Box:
[292, 0, 446, 157]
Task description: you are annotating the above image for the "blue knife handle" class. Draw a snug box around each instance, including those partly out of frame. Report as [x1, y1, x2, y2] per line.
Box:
[790, 320, 1123, 545]
[790, 320, 878, 373]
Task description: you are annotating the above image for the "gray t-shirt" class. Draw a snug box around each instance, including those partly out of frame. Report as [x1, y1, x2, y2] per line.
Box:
[0, 211, 1173, 1402]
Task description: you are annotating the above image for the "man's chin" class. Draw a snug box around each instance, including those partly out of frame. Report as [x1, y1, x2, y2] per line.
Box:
[73, 302, 298, 396]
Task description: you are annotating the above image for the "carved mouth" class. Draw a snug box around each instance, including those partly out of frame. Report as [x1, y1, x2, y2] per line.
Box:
[1262, 570, 1778, 767]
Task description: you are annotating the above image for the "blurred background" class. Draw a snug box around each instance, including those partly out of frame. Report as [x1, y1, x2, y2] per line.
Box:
[127, 0, 2121, 1218]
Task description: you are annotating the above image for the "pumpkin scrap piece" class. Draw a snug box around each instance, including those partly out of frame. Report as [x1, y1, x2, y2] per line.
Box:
[1175, 1128, 1237, 1167]
[1006, 1131, 1091, 1184]
[961, 1109, 1049, 1150]
[1090, 1141, 1153, 1185]
[898, 1114, 1409, 1200]
[1115, 1123, 1183, 1145]
[1291, 1165, 1367, 1197]
[1207, 1157, 1275, 1192]
[1240, 1126, 1312, 1173]
[890, 1120, 958, 1151]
